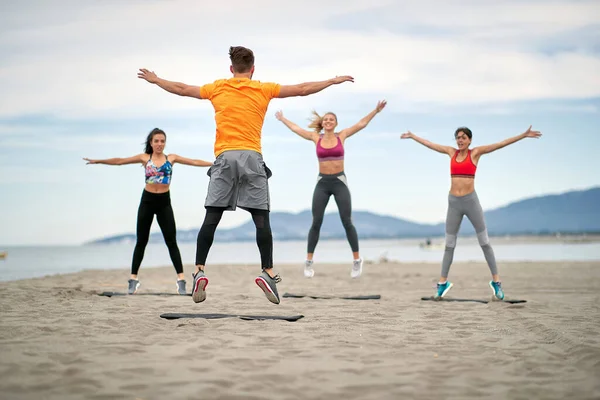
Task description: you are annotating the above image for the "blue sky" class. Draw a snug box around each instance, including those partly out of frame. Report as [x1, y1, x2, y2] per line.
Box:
[1, 0, 599, 245]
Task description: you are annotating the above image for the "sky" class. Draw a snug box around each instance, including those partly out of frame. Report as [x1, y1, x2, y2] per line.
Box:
[1, 0, 599, 246]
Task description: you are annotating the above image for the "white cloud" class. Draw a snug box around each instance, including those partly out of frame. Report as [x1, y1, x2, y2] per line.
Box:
[375, 0, 600, 33]
[0, 0, 599, 120]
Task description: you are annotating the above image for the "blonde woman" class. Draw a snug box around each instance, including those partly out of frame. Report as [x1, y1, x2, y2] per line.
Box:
[275, 100, 386, 279]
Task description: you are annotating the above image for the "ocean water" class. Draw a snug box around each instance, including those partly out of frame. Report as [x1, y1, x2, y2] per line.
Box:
[1, 237, 599, 282]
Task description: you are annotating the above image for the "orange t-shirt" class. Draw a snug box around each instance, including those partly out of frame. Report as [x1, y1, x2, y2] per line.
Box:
[200, 78, 281, 157]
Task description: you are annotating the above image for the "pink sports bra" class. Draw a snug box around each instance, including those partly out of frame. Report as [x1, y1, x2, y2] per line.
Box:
[316, 135, 344, 162]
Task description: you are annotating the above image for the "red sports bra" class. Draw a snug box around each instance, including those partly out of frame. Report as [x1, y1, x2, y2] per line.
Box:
[450, 150, 477, 178]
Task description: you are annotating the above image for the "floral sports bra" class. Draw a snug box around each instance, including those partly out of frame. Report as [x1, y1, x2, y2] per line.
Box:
[145, 155, 172, 184]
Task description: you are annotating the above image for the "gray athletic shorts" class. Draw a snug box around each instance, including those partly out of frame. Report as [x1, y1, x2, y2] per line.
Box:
[205, 150, 272, 211]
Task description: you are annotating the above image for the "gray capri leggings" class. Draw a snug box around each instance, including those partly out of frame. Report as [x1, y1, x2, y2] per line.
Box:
[307, 172, 359, 254]
[441, 191, 498, 278]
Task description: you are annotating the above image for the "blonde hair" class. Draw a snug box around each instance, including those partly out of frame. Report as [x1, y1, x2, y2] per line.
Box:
[307, 111, 337, 133]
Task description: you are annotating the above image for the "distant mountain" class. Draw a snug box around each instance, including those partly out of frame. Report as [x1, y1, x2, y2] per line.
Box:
[451, 187, 600, 235]
[87, 187, 600, 244]
[211, 210, 442, 241]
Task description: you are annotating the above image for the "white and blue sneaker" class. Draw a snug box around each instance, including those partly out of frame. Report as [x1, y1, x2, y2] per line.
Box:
[435, 281, 453, 299]
[489, 281, 505, 300]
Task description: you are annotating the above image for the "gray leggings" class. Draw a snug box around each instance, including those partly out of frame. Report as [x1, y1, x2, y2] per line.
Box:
[441, 191, 498, 278]
[307, 172, 359, 254]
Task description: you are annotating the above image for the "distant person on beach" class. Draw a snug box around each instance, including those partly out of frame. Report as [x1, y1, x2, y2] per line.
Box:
[274, 100, 387, 279]
[84, 128, 212, 295]
[401, 126, 542, 300]
[137, 46, 354, 304]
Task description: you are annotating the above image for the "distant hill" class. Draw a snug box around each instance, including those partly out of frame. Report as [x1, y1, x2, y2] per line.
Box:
[87, 187, 600, 244]
[452, 187, 600, 235]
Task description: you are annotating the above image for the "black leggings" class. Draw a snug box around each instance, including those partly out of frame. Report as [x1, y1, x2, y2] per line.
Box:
[131, 190, 183, 275]
[307, 172, 359, 254]
[196, 206, 273, 270]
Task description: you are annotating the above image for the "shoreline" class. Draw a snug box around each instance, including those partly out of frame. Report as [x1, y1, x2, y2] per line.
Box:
[2, 259, 598, 284]
[3, 232, 600, 248]
[86, 233, 600, 246]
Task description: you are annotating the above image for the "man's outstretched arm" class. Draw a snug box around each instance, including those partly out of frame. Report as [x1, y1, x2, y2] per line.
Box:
[138, 68, 203, 99]
[277, 75, 354, 98]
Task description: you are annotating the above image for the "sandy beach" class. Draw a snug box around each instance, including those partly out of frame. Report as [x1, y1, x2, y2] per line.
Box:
[1, 261, 599, 400]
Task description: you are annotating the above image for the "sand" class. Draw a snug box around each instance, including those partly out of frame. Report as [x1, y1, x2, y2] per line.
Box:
[1, 261, 599, 400]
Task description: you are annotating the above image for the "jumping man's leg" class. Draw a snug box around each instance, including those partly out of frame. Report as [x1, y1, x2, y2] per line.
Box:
[192, 153, 236, 302]
[190, 207, 225, 303]
[195, 207, 226, 274]
[233, 150, 282, 304]
[248, 208, 274, 272]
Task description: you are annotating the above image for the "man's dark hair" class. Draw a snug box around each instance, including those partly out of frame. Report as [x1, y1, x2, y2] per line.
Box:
[229, 46, 254, 73]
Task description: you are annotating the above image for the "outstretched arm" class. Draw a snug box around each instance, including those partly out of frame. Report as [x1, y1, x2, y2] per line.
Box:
[138, 69, 203, 99]
[339, 100, 387, 140]
[400, 131, 455, 156]
[274, 111, 319, 142]
[169, 154, 213, 167]
[472, 125, 542, 160]
[277, 75, 354, 98]
[83, 154, 146, 166]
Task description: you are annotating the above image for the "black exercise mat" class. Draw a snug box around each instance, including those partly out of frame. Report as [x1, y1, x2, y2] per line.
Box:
[283, 292, 381, 300]
[99, 292, 191, 297]
[159, 313, 304, 322]
[421, 296, 526, 304]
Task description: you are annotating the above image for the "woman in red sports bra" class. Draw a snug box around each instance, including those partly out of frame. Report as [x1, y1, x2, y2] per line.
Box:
[275, 100, 387, 279]
[401, 125, 542, 301]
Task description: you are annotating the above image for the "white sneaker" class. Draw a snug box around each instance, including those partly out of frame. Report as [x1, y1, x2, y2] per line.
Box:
[304, 260, 315, 278]
[351, 258, 363, 279]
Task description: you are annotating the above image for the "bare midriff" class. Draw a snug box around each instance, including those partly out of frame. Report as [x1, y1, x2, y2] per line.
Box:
[450, 176, 475, 196]
[319, 160, 344, 175]
[144, 183, 170, 194]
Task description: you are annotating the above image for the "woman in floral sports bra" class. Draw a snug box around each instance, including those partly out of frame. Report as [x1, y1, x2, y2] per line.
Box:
[275, 100, 387, 279]
[84, 128, 212, 295]
[401, 125, 542, 301]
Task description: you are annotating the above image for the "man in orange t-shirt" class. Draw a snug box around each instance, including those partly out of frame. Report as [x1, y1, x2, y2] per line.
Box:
[138, 46, 353, 305]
